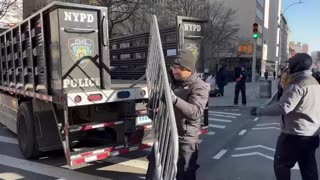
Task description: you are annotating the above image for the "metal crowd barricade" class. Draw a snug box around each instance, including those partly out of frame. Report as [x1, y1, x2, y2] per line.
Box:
[146, 15, 179, 180]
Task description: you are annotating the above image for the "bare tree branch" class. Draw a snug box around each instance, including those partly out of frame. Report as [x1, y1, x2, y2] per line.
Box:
[0, 0, 17, 20]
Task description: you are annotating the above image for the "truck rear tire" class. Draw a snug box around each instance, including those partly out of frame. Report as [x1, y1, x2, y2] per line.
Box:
[17, 101, 41, 159]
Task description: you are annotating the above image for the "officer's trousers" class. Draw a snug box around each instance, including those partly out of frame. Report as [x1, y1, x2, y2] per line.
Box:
[146, 143, 199, 180]
[274, 133, 319, 180]
[176, 143, 199, 180]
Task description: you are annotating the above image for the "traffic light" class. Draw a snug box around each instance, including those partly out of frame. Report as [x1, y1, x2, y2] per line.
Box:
[253, 23, 259, 39]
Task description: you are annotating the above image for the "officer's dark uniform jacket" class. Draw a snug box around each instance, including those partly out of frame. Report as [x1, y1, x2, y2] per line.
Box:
[172, 72, 210, 144]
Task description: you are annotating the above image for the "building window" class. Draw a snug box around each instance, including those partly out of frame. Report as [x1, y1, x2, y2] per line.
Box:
[257, 0, 265, 7]
[264, 0, 270, 29]
[256, 8, 264, 21]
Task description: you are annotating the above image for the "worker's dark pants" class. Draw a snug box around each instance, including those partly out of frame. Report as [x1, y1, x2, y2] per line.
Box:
[218, 85, 224, 96]
[274, 133, 319, 180]
[176, 143, 199, 180]
[234, 84, 246, 105]
[146, 143, 199, 180]
[145, 147, 157, 180]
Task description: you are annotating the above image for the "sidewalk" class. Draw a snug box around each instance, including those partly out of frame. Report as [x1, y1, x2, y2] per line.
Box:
[209, 79, 278, 107]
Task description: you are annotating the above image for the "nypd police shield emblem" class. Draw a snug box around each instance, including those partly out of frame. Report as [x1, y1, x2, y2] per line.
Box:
[68, 38, 94, 68]
[185, 43, 200, 62]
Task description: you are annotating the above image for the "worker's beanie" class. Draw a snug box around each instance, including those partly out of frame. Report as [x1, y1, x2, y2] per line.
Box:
[173, 50, 196, 72]
[289, 53, 312, 74]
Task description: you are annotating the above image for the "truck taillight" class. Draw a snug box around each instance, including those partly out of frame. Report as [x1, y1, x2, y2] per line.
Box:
[88, 94, 103, 102]
[74, 95, 82, 103]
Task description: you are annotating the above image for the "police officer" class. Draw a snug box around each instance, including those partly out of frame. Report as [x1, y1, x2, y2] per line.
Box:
[251, 53, 320, 180]
[234, 66, 247, 106]
[169, 50, 209, 180]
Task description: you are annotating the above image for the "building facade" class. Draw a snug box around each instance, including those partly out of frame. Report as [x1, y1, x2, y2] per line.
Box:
[302, 44, 309, 54]
[289, 41, 309, 54]
[279, 14, 290, 67]
[311, 51, 320, 71]
[262, 0, 281, 73]
[218, 0, 281, 75]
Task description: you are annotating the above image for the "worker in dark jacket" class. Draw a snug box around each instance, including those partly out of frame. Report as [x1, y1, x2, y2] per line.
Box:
[234, 67, 247, 105]
[251, 53, 320, 180]
[146, 50, 209, 180]
[169, 50, 209, 180]
[216, 66, 227, 96]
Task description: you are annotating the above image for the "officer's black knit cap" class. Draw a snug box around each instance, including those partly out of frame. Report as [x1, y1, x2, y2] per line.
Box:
[173, 50, 196, 72]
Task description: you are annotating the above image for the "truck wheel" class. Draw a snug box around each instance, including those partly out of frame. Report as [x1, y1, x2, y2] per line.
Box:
[17, 101, 41, 159]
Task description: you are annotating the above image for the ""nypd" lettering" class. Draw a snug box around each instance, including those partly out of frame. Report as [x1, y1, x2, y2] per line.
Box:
[64, 11, 94, 23]
[184, 23, 201, 32]
[63, 78, 100, 88]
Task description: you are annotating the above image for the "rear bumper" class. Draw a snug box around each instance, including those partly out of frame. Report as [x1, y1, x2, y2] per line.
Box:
[66, 86, 149, 107]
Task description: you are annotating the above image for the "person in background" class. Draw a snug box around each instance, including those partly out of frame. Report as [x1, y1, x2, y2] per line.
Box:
[205, 73, 216, 92]
[234, 67, 247, 106]
[216, 65, 227, 96]
[264, 70, 269, 80]
[251, 53, 320, 180]
[278, 68, 292, 101]
[273, 71, 276, 80]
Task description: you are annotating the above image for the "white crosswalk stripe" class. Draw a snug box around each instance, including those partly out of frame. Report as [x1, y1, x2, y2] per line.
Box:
[209, 124, 226, 129]
[209, 111, 241, 116]
[207, 110, 242, 134]
[209, 118, 232, 123]
[209, 114, 237, 119]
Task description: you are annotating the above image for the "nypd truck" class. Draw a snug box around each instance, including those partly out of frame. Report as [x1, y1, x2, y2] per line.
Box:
[0, 1, 208, 167]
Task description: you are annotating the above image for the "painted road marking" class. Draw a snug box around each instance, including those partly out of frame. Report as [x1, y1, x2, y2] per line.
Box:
[253, 117, 259, 121]
[235, 145, 275, 152]
[209, 118, 232, 123]
[209, 124, 226, 129]
[210, 111, 241, 116]
[238, 129, 247, 136]
[213, 149, 228, 159]
[0, 172, 24, 180]
[209, 114, 237, 119]
[231, 152, 274, 160]
[103, 156, 148, 170]
[293, 163, 300, 170]
[252, 127, 280, 131]
[0, 154, 110, 180]
[0, 135, 18, 145]
[256, 123, 280, 126]
[207, 132, 216, 135]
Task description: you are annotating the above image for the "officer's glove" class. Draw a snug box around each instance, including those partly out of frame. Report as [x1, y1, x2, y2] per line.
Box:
[161, 90, 178, 105]
[170, 89, 178, 105]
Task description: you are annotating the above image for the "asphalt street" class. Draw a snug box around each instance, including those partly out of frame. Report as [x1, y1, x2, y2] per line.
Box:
[1, 104, 320, 180]
[198, 105, 320, 180]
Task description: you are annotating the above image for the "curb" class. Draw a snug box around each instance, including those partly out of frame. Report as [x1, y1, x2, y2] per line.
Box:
[209, 91, 278, 108]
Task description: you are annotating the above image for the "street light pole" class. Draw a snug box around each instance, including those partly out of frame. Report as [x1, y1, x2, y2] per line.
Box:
[252, 39, 257, 84]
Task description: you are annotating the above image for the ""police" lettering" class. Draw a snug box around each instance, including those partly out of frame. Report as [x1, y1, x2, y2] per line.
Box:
[64, 11, 94, 23]
[184, 23, 201, 32]
[63, 78, 100, 88]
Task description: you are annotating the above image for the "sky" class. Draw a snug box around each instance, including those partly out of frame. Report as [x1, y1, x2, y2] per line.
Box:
[282, 0, 320, 53]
